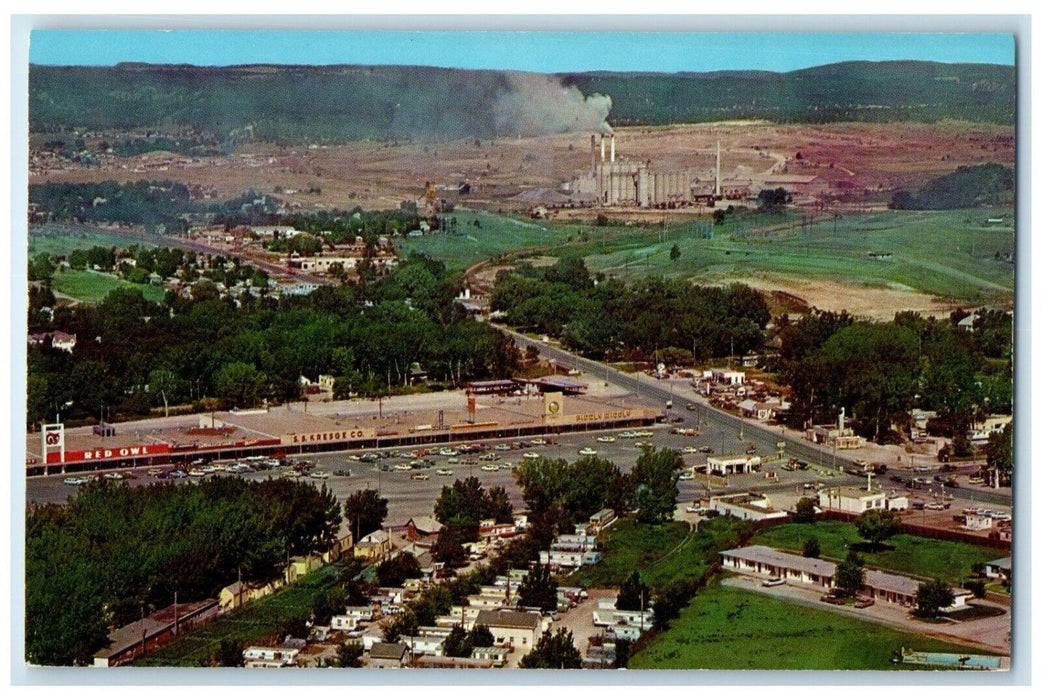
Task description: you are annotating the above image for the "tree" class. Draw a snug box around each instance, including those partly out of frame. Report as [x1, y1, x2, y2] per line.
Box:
[431, 525, 469, 568]
[915, 579, 955, 619]
[343, 488, 388, 540]
[519, 628, 582, 669]
[793, 497, 818, 523]
[802, 536, 821, 559]
[616, 570, 650, 612]
[986, 423, 1012, 486]
[442, 624, 473, 658]
[214, 361, 266, 408]
[332, 641, 363, 667]
[382, 609, 418, 643]
[210, 639, 244, 667]
[631, 447, 681, 524]
[468, 624, 494, 648]
[376, 552, 421, 587]
[669, 244, 681, 262]
[835, 551, 865, 596]
[854, 509, 901, 550]
[517, 564, 558, 613]
[651, 579, 698, 631]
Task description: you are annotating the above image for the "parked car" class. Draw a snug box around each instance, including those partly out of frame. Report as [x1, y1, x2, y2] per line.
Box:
[762, 577, 785, 588]
[63, 476, 88, 486]
[310, 470, 329, 479]
[578, 447, 598, 456]
[332, 469, 351, 477]
[596, 435, 617, 443]
[410, 473, 430, 481]
[436, 469, 453, 476]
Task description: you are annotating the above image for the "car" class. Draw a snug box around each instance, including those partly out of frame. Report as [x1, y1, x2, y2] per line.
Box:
[578, 448, 598, 456]
[493, 444, 511, 452]
[480, 464, 500, 472]
[529, 438, 547, 446]
[147, 467, 164, 476]
[310, 470, 329, 479]
[63, 476, 88, 486]
[913, 476, 933, 485]
[410, 473, 430, 481]
[498, 462, 513, 470]
[522, 452, 540, 460]
[438, 448, 459, 457]
[924, 502, 946, 510]
[699, 446, 713, 454]
[480, 453, 498, 462]
[169, 470, 188, 479]
[762, 577, 785, 588]
[436, 468, 453, 476]
[201, 465, 218, 474]
[678, 473, 695, 481]
[685, 505, 706, 514]
[447, 457, 460, 464]
[854, 597, 876, 609]
[102, 472, 124, 481]
[596, 435, 617, 443]
[934, 474, 948, 483]
[685, 403, 697, 411]
[188, 468, 206, 477]
[333, 469, 351, 477]
[619, 431, 637, 439]
[914, 465, 932, 473]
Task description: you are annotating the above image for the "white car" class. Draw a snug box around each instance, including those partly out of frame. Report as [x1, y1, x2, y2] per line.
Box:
[762, 577, 786, 588]
[529, 438, 547, 446]
[682, 446, 700, 454]
[394, 463, 413, 472]
[188, 469, 207, 477]
[102, 472, 124, 481]
[578, 448, 598, 456]
[436, 469, 453, 476]
[679, 473, 695, 481]
[522, 452, 540, 460]
[410, 473, 431, 481]
[596, 436, 617, 443]
[63, 476, 88, 486]
[480, 464, 500, 472]
[310, 470, 329, 479]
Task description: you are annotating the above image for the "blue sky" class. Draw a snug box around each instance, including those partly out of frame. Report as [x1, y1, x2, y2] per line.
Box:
[29, 30, 1015, 73]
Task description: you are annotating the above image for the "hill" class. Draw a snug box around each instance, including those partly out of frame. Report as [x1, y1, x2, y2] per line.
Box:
[29, 60, 1014, 143]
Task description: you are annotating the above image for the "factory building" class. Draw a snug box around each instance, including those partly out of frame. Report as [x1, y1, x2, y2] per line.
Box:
[570, 134, 716, 208]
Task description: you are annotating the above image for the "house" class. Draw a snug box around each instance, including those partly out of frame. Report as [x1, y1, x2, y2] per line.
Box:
[964, 513, 994, 531]
[592, 599, 654, 630]
[219, 579, 281, 612]
[706, 368, 745, 385]
[331, 605, 378, 631]
[706, 455, 761, 476]
[720, 546, 973, 610]
[984, 556, 1011, 580]
[957, 313, 980, 332]
[474, 609, 542, 652]
[38, 331, 77, 353]
[589, 508, 616, 532]
[404, 516, 443, 545]
[354, 530, 405, 561]
[709, 493, 788, 522]
[817, 487, 888, 514]
[368, 642, 410, 669]
[242, 645, 300, 668]
[471, 646, 509, 667]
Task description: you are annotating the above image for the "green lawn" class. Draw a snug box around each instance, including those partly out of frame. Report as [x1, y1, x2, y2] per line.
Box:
[28, 223, 157, 257]
[629, 583, 989, 670]
[565, 517, 752, 591]
[51, 269, 167, 304]
[585, 208, 1014, 305]
[136, 563, 354, 667]
[751, 521, 1006, 584]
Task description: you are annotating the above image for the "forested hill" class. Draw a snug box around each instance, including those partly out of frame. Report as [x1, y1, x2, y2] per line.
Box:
[562, 61, 1015, 126]
[29, 60, 1014, 142]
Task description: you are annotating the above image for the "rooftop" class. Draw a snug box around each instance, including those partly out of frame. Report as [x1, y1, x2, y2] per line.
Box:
[474, 609, 541, 630]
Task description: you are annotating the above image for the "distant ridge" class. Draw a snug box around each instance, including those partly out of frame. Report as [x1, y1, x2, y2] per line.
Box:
[29, 60, 1014, 142]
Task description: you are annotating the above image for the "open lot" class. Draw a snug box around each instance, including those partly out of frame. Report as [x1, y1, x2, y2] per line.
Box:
[51, 269, 168, 304]
[629, 581, 991, 670]
[750, 521, 1007, 583]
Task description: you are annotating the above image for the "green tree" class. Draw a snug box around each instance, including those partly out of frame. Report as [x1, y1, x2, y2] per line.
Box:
[854, 509, 901, 550]
[214, 361, 266, 408]
[517, 563, 558, 613]
[442, 624, 473, 658]
[467, 624, 494, 649]
[616, 570, 650, 611]
[332, 641, 363, 667]
[793, 497, 818, 523]
[382, 609, 418, 643]
[669, 243, 681, 262]
[652, 579, 698, 631]
[343, 488, 388, 540]
[986, 423, 1013, 486]
[376, 552, 422, 587]
[209, 639, 244, 667]
[803, 536, 821, 559]
[915, 579, 955, 619]
[631, 447, 681, 524]
[519, 628, 583, 669]
[835, 551, 865, 596]
[431, 525, 469, 568]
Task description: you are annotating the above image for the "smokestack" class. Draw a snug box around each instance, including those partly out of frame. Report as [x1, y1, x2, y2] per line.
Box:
[715, 140, 721, 198]
[610, 135, 616, 163]
[591, 134, 596, 176]
[601, 135, 605, 163]
[839, 407, 845, 432]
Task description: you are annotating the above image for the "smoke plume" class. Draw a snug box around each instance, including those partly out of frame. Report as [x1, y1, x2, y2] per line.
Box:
[493, 72, 613, 137]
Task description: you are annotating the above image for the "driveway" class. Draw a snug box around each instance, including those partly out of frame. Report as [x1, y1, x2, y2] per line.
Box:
[550, 588, 616, 658]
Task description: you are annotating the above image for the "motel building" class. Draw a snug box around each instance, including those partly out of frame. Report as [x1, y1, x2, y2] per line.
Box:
[720, 545, 973, 610]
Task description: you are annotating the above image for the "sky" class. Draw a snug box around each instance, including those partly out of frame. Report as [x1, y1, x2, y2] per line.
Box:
[28, 30, 1015, 73]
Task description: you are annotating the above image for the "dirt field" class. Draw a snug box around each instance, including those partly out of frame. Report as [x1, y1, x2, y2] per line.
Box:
[721, 273, 962, 321]
[30, 121, 1015, 213]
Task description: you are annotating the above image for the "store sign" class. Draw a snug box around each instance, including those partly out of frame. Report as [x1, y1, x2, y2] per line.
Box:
[282, 428, 375, 445]
[53, 443, 172, 464]
[573, 410, 634, 422]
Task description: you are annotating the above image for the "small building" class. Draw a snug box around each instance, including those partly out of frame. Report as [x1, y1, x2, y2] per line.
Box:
[474, 609, 542, 652]
[368, 642, 410, 669]
[219, 580, 281, 613]
[706, 455, 761, 476]
[50, 331, 77, 352]
[589, 508, 616, 532]
[817, 487, 888, 515]
[706, 368, 745, 386]
[404, 516, 443, 545]
[92, 598, 219, 667]
[471, 646, 509, 667]
[242, 645, 301, 668]
[592, 599, 654, 630]
[964, 513, 994, 531]
[354, 530, 402, 561]
[985, 556, 1012, 580]
[709, 493, 788, 522]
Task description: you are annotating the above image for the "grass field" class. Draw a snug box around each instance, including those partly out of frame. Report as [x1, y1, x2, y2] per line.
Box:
[28, 223, 157, 257]
[136, 563, 353, 667]
[629, 583, 988, 670]
[51, 269, 167, 304]
[750, 521, 1006, 584]
[565, 517, 752, 591]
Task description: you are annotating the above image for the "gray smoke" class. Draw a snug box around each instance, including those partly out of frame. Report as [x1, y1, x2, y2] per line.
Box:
[493, 72, 613, 137]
